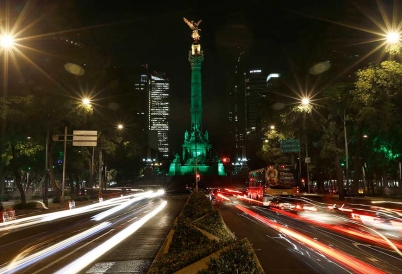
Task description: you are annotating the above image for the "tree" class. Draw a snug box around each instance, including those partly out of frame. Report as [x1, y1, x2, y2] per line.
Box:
[353, 59, 402, 193]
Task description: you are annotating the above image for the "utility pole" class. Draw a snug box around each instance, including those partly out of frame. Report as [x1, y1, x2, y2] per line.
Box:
[43, 128, 49, 207]
[90, 146, 94, 188]
[343, 111, 350, 195]
[61, 126, 67, 203]
[305, 136, 310, 193]
[98, 141, 103, 198]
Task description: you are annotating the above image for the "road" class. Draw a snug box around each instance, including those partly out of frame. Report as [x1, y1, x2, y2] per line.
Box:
[218, 198, 402, 274]
[0, 192, 187, 274]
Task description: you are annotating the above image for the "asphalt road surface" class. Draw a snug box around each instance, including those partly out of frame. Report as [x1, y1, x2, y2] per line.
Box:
[218, 199, 402, 274]
[0, 193, 188, 274]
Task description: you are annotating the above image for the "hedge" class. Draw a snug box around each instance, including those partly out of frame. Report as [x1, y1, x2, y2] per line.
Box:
[150, 192, 264, 274]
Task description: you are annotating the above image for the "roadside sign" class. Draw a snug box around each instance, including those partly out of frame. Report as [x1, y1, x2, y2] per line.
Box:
[73, 130, 97, 146]
[280, 139, 301, 153]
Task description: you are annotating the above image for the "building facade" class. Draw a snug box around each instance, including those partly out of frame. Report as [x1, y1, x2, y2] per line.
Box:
[245, 69, 268, 138]
[148, 73, 170, 158]
[133, 66, 170, 159]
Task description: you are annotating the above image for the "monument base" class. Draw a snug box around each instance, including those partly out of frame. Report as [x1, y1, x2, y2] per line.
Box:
[167, 162, 225, 176]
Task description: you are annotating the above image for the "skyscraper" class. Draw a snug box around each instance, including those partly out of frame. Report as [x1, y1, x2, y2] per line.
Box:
[148, 73, 170, 158]
[245, 69, 267, 138]
[227, 50, 247, 161]
[132, 66, 170, 159]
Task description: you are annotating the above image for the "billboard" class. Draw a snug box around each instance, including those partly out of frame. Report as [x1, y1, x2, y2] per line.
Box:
[265, 165, 296, 188]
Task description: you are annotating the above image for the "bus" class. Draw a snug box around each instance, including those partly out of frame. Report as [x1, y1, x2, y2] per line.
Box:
[247, 165, 298, 204]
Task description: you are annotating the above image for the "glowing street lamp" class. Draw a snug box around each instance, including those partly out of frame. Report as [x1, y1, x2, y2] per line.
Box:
[386, 31, 400, 44]
[98, 123, 124, 198]
[301, 98, 310, 105]
[270, 125, 275, 130]
[82, 98, 91, 106]
[0, 35, 14, 48]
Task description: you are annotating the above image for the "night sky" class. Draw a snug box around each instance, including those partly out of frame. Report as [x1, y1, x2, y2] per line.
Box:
[15, 0, 387, 157]
[69, 0, 385, 156]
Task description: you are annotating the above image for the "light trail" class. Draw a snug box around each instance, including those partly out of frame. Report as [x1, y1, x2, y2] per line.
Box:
[0, 222, 111, 274]
[91, 190, 164, 221]
[55, 200, 167, 274]
[0, 191, 159, 231]
[236, 204, 387, 274]
[267, 205, 402, 252]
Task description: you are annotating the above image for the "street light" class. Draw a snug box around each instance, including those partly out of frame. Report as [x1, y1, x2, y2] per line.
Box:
[0, 35, 14, 48]
[82, 98, 91, 106]
[386, 32, 400, 44]
[0, 34, 15, 195]
[301, 98, 310, 105]
[58, 99, 95, 204]
[98, 123, 124, 198]
[344, 120, 368, 195]
[300, 97, 311, 193]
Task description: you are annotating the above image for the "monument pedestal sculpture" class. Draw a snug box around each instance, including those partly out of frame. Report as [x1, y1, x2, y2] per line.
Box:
[168, 19, 225, 177]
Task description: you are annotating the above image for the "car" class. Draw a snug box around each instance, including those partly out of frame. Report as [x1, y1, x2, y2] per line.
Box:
[351, 209, 402, 231]
[262, 194, 274, 207]
[269, 196, 304, 212]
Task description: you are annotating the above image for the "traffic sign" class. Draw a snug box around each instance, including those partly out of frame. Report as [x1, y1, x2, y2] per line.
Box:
[280, 139, 301, 153]
[73, 130, 97, 146]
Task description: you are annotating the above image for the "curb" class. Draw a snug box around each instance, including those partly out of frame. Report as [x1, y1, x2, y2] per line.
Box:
[147, 195, 192, 274]
[147, 194, 241, 274]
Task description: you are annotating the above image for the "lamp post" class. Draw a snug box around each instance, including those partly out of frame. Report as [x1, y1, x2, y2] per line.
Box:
[60, 98, 93, 203]
[81, 98, 96, 188]
[344, 125, 368, 196]
[0, 35, 15, 195]
[301, 98, 311, 193]
[98, 123, 124, 198]
[343, 113, 349, 195]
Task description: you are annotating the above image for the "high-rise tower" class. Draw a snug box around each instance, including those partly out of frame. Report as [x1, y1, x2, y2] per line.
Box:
[148, 73, 170, 158]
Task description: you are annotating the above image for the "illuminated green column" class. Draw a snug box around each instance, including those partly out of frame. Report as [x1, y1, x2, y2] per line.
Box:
[189, 46, 204, 132]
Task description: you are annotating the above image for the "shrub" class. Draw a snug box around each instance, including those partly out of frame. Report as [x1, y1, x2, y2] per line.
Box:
[75, 196, 89, 201]
[181, 192, 213, 220]
[13, 202, 38, 209]
[0, 194, 11, 201]
[194, 210, 234, 242]
[197, 239, 264, 274]
[52, 196, 61, 203]
[151, 191, 263, 274]
[152, 218, 222, 273]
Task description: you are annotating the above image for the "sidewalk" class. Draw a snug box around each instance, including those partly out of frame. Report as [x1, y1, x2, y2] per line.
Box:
[1, 198, 96, 218]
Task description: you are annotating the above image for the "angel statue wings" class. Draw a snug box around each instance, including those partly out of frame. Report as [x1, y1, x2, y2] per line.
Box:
[183, 17, 202, 43]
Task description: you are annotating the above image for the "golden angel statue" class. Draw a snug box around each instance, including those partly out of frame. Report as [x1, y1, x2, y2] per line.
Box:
[183, 17, 202, 43]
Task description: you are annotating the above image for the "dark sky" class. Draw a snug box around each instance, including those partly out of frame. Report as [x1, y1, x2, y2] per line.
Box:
[58, 0, 383, 156]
